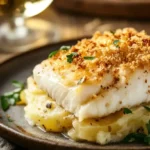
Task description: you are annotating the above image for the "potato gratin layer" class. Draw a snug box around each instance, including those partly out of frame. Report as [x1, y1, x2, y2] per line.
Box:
[23, 28, 150, 145]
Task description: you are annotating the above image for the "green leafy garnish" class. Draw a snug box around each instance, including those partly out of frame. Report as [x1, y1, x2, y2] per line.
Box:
[113, 40, 120, 48]
[1, 96, 9, 111]
[7, 116, 14, 122]
[0, 81, 25, 111]
[146, 120, 150, 134]
[48, 50, 59, 58]
[84, 56, 95, 60]
[144, 106, 150, 111]
[144, 135, 150, 145]
[77, 76, 85, 85]
[123, 133, 146, 143]
[123, 108, 132, 114]
[123, 120, 150, 145]
[110, 30, 115, 34]
[48, 46, 71, 58]
[66, 52, 78, 63]
[60, 46, 71, 50]
[12, 80, 24, 88]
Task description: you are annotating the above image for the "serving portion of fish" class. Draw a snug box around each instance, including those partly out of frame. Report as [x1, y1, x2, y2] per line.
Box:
[23, 28, 150, 145]
[24, 76, 150, 144]
[33, 28, 150, 121]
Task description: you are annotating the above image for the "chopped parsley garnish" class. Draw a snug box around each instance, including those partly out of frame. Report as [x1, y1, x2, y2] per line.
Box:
[144, 135, 150, 145]
[84, 56, 95, 60]
[48, 50, 58, 58]
[0, 81, 24, 111]
[123, 133, 146, 143]
[12, 80, 24, 88]
[146, 120, 150, 134]
[113, 40, 120, 48]
[144, 106, 150, 111]
[110, 30, 115, 34]
[1, 96, 9, 111]
[123, 108, 132, 114]
[77, 76, 85, 85]
[123, 120, 150, 145]
[7, 116, 14, 122]
[48, 46, 71, 58]
[66, 52, 78, 63]
[60, 46, 71, 50]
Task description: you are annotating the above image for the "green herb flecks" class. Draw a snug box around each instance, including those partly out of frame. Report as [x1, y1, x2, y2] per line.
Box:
[123, 108, 132, 114]
[7, 116, 14, 122]
[60, 46, 71, 50]
[123, 133, 146, 143]
[146, 120, 150, 134]
[84, 56, 95, 60]
[144, 106, 150, 111]
[48, 46, 71, 58]
[110, 30, 115, 34]
[77, 76, 86, 85]
[66, 52, 78, 63]
[144, 135, 150, 145]
[12, 80, 24, 89]
[0, 81, 25, 111]
[113, 40, 120, 48]
[145, 121, 150, 144]
[123, 120, 150, 145]
[48, 50, 59, 58]
[1, 96, 10, 111]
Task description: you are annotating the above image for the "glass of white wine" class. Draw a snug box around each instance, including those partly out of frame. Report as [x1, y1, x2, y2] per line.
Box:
[0, 0, 58, 52]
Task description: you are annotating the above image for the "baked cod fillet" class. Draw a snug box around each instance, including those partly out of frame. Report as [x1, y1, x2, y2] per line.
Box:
[23, 28, 150, 145]
[24, 76, 150, 145]
[33, 28, 150, 121]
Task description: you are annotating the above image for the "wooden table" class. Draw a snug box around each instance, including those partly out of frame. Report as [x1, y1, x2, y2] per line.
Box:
[1, 5, 150, 150]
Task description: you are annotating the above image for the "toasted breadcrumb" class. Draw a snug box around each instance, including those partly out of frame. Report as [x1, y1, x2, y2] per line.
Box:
[45, 28, 150, 85]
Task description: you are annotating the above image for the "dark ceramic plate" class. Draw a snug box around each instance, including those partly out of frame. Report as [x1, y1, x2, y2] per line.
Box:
[0, 39, 149, 150]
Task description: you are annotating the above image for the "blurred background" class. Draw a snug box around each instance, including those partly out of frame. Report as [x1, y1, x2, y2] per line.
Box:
[1, 0, 150, 63]
[1, 0, 150, 149]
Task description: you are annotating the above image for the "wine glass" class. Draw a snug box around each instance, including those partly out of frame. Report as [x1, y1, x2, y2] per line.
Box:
[0, 0, 59, 52]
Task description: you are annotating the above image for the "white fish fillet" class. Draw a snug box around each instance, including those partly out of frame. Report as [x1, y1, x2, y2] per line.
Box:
[33, 63, 150, 121]
[33, 28, 150, 121]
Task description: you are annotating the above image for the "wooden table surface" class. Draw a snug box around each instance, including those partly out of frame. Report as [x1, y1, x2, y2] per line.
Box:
[1, 4, 150, 150]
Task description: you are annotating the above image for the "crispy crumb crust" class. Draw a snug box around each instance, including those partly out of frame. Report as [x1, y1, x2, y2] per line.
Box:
[44, 28, 150, 85]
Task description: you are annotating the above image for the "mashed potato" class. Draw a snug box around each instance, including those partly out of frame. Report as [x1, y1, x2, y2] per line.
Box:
[24, 77, 73, 132]
[23, 77, 150, 144]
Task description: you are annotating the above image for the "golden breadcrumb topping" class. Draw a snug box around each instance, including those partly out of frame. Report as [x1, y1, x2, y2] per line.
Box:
[44, 28, 150, 85]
